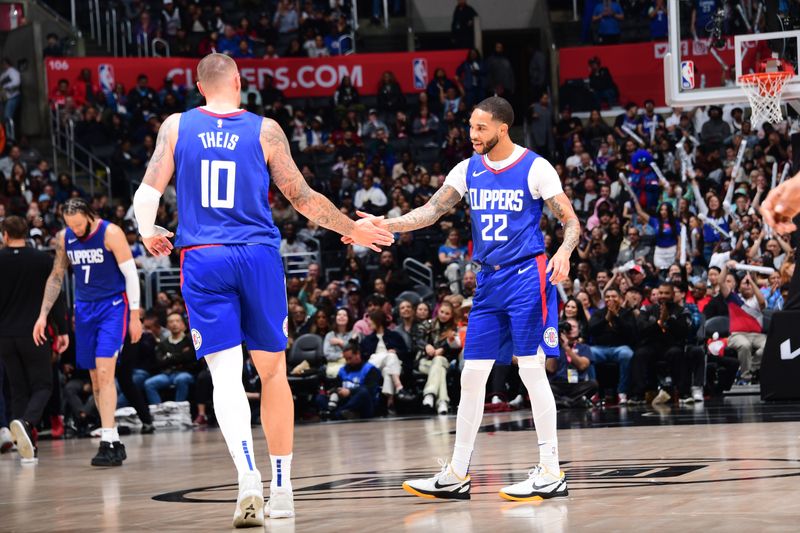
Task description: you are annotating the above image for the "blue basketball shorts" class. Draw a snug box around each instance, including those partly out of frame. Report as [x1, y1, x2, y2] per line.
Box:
[74, 293, 128, 370]
[464, 254, 560, 365]
[180, 244, 289, 358]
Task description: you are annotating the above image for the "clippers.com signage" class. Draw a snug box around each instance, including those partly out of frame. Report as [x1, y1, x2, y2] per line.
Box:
[45, 50, 467, 99]
[559, 38, 762, 106]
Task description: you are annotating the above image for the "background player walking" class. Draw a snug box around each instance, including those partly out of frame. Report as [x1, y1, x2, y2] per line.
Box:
[132, 53, 393, 528]
[352, 96, 580, 501]
[34, 198, 143, 467]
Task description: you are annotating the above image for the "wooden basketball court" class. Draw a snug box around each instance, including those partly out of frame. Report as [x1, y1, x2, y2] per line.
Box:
[2, 398, 800, 532]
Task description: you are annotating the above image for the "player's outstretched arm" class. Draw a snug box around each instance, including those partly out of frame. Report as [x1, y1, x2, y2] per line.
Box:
[544, 193, 581, 284]
[760, 174, 800, 234]
[382, 184, 463, 233]
[260, 118, 394, 252]
[34, 229, 68, 345]
[134, 113, 180, 256]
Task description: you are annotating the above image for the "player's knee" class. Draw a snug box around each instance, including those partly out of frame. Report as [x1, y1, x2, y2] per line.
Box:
[517, 353, 546, 369]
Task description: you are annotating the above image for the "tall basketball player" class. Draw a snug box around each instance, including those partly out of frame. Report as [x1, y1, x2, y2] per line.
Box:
[34, 198, 143, 467]
[353, 97, 580, 501]
[132, 53, 393, 527]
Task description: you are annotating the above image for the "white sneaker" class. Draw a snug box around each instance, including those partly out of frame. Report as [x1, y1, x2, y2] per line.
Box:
[232, 471, 264, 528]
[422, 394, 435, 409]
[0, 427, 13, 454]
[491, 395, 502, 404]
[499, 464, 568, 501]
[691, 386, 704, 402]
[617, 393, 628, 405]
[267, 485, 295, 519]
[652, 389, 671, 405]
[509, 394, 525, 409]
[437, 400, 449, 415]
[402, 459, 471, 500]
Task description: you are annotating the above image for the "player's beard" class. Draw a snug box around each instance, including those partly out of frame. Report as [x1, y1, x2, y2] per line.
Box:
[477, 134, 500, 155]
[78, 220, 91, 239]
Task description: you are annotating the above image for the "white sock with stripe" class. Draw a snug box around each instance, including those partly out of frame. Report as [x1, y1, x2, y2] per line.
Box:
[206, 346, 259, 482]
[270, 454, 292, 490]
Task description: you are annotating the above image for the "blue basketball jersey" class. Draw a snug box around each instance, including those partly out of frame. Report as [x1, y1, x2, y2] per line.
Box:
[173, 108, 281, 249]
[65, 220, 126, 301]
[466, 150, 545, 266]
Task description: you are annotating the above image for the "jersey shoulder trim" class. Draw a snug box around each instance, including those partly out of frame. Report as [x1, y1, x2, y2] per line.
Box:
[480, 148, 530, 175]
[196, 108, 247, 118]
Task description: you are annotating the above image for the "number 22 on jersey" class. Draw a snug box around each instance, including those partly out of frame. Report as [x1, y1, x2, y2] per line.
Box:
[480, 214, 508, 242]
[201, 159, 236, 208]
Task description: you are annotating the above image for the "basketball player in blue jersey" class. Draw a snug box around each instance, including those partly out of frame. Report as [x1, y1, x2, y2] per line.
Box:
[352, 97, 580, 501]
[33, 198, 143, 467]
[132, 53, 393, 527]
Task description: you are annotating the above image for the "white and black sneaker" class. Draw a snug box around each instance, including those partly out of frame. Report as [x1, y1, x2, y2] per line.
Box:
[232, 471, 265, 528]
[402, 459, 471, 500]
[499, 465, 568, 501]
[267, 484, 295, 519]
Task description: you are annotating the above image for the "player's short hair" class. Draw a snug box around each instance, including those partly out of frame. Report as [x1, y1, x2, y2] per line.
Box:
[197, 53, 238, 89]
[343, 338, 360, 354]
[63, 197, 97, 220]
[475, 96, 514, 127]
[1, 215, 27, 239]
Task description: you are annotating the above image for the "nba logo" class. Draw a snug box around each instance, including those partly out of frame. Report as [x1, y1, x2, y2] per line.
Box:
[413, 58, 428, 90]
[680, 61, 695, 90]
[98, 64, 115, 93]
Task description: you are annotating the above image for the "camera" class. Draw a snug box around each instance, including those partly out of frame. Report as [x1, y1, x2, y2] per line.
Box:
[558, 321, 572, 335]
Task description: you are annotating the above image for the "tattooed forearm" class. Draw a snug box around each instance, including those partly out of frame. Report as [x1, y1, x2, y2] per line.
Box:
[142, 113, 178, 191]
[40, 232, 68, 317]
[545, 194, 581, 254]
[383, 185, 463, 233]
[261, 119, 355, 236]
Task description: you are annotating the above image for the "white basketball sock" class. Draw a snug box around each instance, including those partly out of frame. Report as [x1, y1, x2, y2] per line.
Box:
[450, 359, 494, 478]
[270, 453, 292, 490]
[111, 426, 120, 442]
[518, 350, 559, 474]
[101, 428, 114, 443]
[206, 346, 259, 481]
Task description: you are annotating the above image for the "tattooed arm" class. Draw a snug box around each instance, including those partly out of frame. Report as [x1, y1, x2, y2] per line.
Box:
[381, 185, 464, 233]
[33, 230, 70, 345]
[260, 118, 394, 251]
[141, 113, 179, 192]
[544, 193, 581, 284]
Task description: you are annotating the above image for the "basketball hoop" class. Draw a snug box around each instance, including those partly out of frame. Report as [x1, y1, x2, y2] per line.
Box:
[738, 64, 794, 125]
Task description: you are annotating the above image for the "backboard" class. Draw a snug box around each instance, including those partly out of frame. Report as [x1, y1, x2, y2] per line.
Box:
[664, 0, 800, 110]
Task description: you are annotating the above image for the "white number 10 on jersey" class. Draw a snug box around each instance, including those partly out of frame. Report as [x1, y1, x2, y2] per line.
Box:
[201, 160, 236, 208]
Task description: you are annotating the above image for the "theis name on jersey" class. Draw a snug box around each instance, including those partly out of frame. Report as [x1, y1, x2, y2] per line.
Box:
[67, 248, 105, 265]
[197, 130, 239, 151]
[469, 188, 524, 212]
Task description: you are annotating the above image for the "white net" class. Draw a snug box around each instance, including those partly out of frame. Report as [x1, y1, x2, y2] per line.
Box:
[738, 72, 793, 125]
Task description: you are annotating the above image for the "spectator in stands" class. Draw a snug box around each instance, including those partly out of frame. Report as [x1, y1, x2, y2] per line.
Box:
[333, 76, 360, 115]
[362, 109, 388, 140]
[548, 319, 598, 408]
[439, 228, 470, 294]
[649, 0, 669, 40]
[0, 58, 20, 135]
[371, 250, 413, 301]
[457, 49, 486, 107]
[360, 310, 408, 411]
[486, 42, 515, 100]
[274, 0, 300, 54]
[526, 93, 556, 158]
[160, 0, 182, 43]
[377, 71, 406, 120]
[588, 57, 619, 108]
[319, 339, 381, 420]
[588, 287, 636, 403]
[631, 282, 692, 404]
[324, 308, 355, 378]
[592, 0, 624, 44]
[279, 222, 309, 261]
[560, 296, 591, 339]
[413, 106, 440, 139]
[43, 33, 63, 57]
[143, 313, 197, 406]
[700, 106, 731, 147]
[451, 0, 478, 48]
[637, 99, 665, 140]
[354, 171, 388, 215]
[461, 269, 477, 298]
[691, 0, 718, 38]
[419, 301, 460, 414]
[720, 261, 766, 383]
[133, 11, 159, 47]
[127, 74, 157, 115]
[286, 38, 307, 57]
[426, 68, 456, 117]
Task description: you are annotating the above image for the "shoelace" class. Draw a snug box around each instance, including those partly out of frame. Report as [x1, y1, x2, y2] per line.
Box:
[435, 458, 451, 479]
[527, 464, 544, 479]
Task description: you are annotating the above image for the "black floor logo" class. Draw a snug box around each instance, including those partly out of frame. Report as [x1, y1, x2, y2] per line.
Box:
[152, 457, 800, 503]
